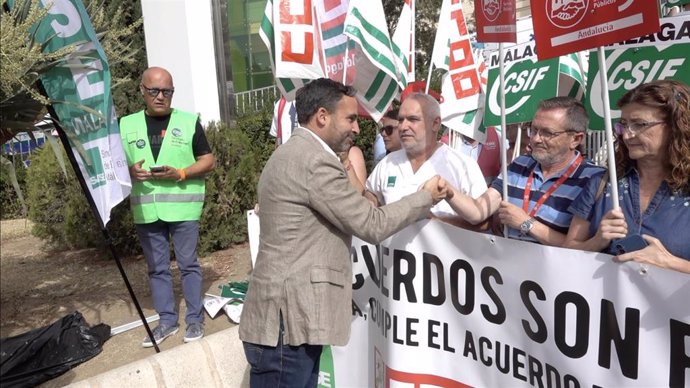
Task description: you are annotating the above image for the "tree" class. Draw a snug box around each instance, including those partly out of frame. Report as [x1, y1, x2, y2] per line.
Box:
[0, 0, 144, 145]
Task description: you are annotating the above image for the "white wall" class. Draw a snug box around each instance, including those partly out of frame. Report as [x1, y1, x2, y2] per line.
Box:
[141, 0, 220, 125]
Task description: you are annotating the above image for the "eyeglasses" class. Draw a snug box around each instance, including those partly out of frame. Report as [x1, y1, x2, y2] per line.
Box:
[527, 127, 575, 140]
[613, 121, 664, 136]
[141, 84, 174, 98]
[380, 125, 396, 136]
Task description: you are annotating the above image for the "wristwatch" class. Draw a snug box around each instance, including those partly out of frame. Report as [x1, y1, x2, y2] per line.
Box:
[519, 218, 535, 236]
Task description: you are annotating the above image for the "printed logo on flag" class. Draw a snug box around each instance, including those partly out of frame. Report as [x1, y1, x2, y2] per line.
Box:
[387, 176, 396, 187]
[547, 0, 588, 28]
[483, 0, 501, 22]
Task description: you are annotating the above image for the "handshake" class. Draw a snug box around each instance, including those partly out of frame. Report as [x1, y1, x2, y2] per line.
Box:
[420, 175, 455, 205]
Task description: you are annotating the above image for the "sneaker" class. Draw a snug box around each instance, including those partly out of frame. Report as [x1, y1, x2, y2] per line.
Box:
[142, 324, 179, 348]
[184, 322, 204, 343]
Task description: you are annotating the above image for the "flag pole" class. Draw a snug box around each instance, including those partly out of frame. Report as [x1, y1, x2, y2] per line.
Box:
[410, 0, 416, 81]
[596, 47, 620, 210]
[343, 37, 350, 84]
[41, 87, 162, 353]
[424, 64, 433, 94]
[499, 42, 508, 238]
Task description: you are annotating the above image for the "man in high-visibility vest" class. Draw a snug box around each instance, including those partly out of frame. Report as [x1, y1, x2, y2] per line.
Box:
[120, 67, 215, 347]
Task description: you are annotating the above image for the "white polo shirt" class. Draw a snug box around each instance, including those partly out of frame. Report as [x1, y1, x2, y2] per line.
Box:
[366, 144, 487, 217]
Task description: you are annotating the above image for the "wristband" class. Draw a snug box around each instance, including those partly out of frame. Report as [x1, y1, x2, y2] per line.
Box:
[177, 168, 186, 181]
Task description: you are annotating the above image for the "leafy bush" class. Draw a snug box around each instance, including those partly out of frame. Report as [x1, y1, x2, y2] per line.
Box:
[0, 156, 29, 220]
[199, 114, 271, 254]
[23, 113, 273, 257]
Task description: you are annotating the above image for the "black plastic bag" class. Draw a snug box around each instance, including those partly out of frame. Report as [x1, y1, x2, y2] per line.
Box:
[0, 311, 110, 388]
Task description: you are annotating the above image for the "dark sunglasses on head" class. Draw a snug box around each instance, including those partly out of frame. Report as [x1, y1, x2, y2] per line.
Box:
[380, 125, 396, 136]
[141, 84, 175, 98]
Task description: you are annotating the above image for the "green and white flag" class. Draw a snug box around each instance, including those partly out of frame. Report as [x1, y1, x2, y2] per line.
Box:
[391, 0, 414, 87]
[343, 0, 399, 121]
[23, 0, 130, 226]
[259, 0, 312, 100]
[586, 15, 690, 129]
[484, 41, 585, 126]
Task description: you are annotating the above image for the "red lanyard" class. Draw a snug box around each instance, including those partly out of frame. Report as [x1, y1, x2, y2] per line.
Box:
[522, 155, 583, 217]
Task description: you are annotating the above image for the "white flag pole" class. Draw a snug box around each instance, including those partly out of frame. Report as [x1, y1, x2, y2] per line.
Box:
[410, 0, 416, 81]
[499, 42, 508, 238]
[343, 37, 350, 84]
[596, 46, 620, 210]
[514, 123, 522, 161]
[425, 64, 433, 94]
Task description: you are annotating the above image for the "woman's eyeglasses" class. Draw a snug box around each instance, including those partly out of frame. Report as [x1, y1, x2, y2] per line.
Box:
[613, 121, 664, 136]
[141, 85, 175, 98]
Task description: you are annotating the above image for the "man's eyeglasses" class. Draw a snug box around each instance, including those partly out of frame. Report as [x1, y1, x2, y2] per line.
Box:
[141, 85, 174, 98]
[613, 121, 664, 136]
[380, 125, 396, 136]
[527, 127, 574, 140]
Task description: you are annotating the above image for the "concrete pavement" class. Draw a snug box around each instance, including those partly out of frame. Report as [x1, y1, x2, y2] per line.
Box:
[67, 325, 250, 388]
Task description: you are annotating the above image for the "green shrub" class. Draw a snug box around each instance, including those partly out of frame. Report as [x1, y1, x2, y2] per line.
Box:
[198, 116, 270, 255]
[25, 146, 102, 249]
[0, 156, 29, 220]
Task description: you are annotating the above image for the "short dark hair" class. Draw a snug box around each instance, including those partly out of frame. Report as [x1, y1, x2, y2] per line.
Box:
[295, 78, 357, 125]
[536, 96, 588, 133]
[384, 108, 399, 120]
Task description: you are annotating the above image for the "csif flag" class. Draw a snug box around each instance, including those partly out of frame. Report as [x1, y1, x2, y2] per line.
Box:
[343, 0, 400, 121]
[391, 0, 415, 87]
[19, 0, 131, 226]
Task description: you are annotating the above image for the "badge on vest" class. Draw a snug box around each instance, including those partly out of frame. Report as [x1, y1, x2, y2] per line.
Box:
[387, 176, 396, 187]
[135, 139, 146, 149]
[171, 128, 182, 137]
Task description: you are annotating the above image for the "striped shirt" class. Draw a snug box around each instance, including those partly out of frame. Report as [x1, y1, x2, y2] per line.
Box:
[491, 152, 606, 243]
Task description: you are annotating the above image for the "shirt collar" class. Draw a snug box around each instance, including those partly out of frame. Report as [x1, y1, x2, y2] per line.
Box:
[301, 126, 338, 159]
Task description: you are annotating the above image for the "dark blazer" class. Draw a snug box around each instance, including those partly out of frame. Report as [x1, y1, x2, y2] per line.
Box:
[239, 128, 433, 347]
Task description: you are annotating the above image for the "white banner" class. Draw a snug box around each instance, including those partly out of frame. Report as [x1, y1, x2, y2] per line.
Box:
[331, 220, 690, 388]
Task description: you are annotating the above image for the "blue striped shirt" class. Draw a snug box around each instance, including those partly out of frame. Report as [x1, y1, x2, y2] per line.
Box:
[491, 153, 606, 243]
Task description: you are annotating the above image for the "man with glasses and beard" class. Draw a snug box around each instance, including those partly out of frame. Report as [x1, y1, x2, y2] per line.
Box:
[446, 96, 605, 246]
[120, 67, 215, 347]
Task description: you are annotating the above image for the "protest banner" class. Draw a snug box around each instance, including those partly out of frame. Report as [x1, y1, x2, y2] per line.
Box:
[326, 221, 689, 388]
[586, 15, 690, 129]
[475, 0, 517, 43]
[530, 0, 661, 61]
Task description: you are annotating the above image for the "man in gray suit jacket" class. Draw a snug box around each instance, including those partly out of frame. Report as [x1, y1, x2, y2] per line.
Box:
[239, 78, 451, 388]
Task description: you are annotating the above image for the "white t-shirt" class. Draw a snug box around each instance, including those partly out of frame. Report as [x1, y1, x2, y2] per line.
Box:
[366, 144, 487, 217]
[269, 99, 298, 145]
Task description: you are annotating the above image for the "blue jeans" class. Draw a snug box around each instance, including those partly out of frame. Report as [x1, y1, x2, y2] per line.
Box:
[243, 317, 323, 388]
[135, 220, 203, 326]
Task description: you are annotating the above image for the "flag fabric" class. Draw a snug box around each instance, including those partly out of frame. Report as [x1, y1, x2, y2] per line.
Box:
[444, 108, 487, 143]
[260, 0, 316, 100]
[313, 0, 356, 84]
[558, 52, 586, 100]
[391, 0, 415, 87]
[430, 0, 485, 138]
[430, 0, 452, 71]
[29, 0, 130, 226]
[343, 0, 400, 121]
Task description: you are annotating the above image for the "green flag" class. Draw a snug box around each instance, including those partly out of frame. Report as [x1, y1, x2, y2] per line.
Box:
[17, 0, 131, 226]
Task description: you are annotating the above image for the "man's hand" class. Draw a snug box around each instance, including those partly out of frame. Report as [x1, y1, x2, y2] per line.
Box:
[497, 201, 529, 229]
[421, 175, 450, 204]
[150, 165, 182, 181]
[129, 159, 151, 182]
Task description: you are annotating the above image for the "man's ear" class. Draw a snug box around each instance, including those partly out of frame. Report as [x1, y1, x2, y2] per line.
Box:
[570, 131, 585, 150]
[315, 107, 329, 127]
[432, 116, 442, 133]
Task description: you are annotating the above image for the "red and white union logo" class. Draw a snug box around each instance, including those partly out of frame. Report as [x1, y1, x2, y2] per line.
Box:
[546, 0, 589, 29]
